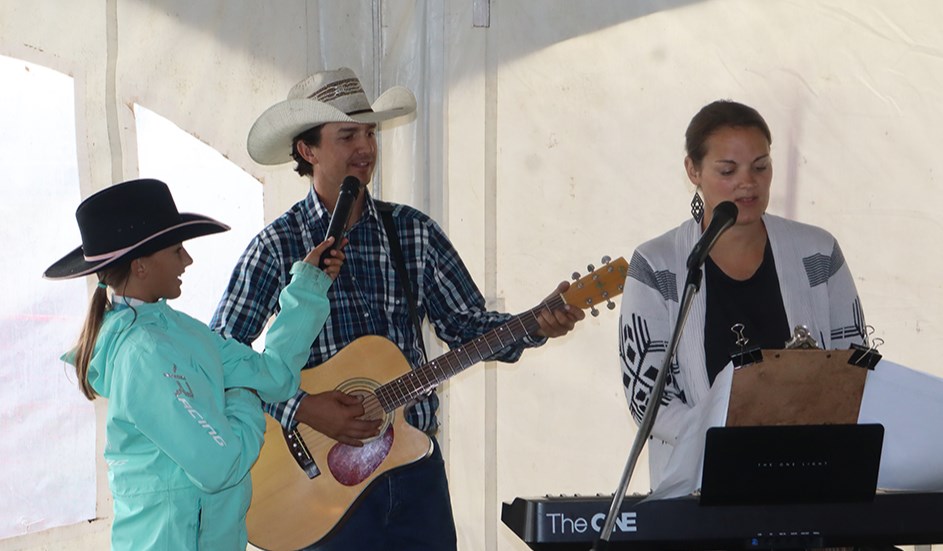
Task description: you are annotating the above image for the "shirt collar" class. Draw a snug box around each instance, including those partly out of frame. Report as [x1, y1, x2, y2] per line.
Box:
[304, 184, 381, 230]
[110, 294, 154, 311]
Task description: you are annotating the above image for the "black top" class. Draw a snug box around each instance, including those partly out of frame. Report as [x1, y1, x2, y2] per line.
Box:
[704, 239, 790, 384]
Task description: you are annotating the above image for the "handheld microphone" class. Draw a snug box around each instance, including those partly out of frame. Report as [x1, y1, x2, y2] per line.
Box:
[685, 200, 738, 271]
[319, 176, 361, 269]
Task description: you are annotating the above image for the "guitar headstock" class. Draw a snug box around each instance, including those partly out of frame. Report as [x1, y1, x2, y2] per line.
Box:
[562, 256, 629, 316]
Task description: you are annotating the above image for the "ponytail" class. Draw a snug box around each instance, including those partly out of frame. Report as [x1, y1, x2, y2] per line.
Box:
[73, 284, 109, 400]
[72, 263, 132, 400]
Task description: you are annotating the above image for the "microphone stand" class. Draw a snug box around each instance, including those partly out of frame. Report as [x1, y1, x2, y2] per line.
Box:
[591, 267, 704, 550]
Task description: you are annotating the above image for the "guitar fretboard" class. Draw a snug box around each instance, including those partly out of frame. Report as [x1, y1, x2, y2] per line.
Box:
[374, 294, 566, 412]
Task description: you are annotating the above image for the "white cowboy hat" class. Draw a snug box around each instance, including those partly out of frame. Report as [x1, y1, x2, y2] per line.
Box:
[247, 67, 417, 165]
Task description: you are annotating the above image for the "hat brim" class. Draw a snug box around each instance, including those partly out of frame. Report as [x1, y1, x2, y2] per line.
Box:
[247, 86, 417, 166]
[43, 214, 230, 280]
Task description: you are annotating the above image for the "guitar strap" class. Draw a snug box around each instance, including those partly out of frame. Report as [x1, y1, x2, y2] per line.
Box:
[374, 200, 428, 364]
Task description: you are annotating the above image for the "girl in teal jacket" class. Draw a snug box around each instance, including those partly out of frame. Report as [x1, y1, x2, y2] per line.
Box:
[45, 179, 343, 550]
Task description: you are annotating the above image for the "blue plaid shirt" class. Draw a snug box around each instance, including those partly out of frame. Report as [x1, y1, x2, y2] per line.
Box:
[210, 187, 543, 433]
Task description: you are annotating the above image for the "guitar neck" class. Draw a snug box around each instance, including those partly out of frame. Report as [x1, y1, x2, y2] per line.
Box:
[375, 294, 566, 412]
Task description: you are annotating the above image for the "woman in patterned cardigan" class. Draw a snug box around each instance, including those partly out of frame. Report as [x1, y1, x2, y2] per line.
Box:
[618, 100, 866, 488]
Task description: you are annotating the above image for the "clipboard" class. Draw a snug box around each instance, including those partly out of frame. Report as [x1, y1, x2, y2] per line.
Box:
[726, 347, 874, 426]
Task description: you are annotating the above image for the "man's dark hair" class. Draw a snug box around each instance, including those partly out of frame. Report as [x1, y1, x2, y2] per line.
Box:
[291, 124, 325, 177]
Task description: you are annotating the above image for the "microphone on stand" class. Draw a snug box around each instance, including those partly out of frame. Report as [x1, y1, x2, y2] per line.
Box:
[594, 200, 739, 550]
[686, 201, 739, 271]
[319, 175, 361, 270]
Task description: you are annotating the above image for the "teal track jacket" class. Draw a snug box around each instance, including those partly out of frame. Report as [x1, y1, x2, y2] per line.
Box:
[82, 261, 332, 550]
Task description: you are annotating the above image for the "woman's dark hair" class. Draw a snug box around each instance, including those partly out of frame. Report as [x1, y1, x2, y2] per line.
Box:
[291, 125, 324, 177]
[72, 261, 133, 400]
[685, 100, 772, 167]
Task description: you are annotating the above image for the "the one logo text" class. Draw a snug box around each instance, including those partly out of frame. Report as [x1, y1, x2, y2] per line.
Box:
[546, 512, 637, 534]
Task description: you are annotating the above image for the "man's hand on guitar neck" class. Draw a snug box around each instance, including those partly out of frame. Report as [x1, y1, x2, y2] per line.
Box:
[295, 391, 382, 446]
[534, 281, 586, 338]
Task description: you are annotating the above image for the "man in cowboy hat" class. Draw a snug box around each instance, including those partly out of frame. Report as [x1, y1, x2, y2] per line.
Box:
[211, 67, 583, 550]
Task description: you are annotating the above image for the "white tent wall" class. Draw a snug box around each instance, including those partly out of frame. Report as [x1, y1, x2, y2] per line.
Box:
[2, 1, 942, 551]
[2, 3, 113, 550]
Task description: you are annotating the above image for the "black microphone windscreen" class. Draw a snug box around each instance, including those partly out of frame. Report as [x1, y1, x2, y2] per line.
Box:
[712, 201, 738, 224]
[341, 176, 362, 197]
[685, 200, 739, 271]
[319, 176, 362, 269]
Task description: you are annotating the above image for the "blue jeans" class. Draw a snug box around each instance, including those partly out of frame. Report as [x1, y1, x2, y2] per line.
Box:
[303, 436, 457, 551]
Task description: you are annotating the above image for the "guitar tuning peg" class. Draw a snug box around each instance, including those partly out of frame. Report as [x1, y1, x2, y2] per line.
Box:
[601, 255, 611, 264]
[607, 299, 616, 310]
[571, 272, 580, 281]
[590, 305, 599, 317]
[587, 264, 595, 273]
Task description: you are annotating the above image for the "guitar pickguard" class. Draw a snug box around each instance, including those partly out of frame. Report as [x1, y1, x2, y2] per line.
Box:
[327, 425, 395, 486]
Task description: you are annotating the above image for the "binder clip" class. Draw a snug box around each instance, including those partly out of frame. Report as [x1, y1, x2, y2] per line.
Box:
[848, 328, 883, 370]
[729, 323, 762, 368]
[731, 346, 762, 368]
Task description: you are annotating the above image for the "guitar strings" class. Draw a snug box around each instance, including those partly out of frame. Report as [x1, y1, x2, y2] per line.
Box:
[299, 297, 563, 444]
[366, 303, 552, 414]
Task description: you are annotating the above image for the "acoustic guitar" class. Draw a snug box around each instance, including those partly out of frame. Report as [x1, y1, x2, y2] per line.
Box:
[247, 256, 628, 550]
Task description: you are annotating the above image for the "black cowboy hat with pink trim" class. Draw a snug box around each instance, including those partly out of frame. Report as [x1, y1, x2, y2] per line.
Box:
[44, 179, 229, 280]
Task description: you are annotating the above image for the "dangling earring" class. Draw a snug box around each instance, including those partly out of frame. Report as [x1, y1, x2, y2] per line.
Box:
[690, 189, 704, 223]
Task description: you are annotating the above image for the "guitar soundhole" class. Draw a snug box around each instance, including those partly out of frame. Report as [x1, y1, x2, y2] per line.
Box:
[327, 425, 394, 486]
[336, 379, 393, 441]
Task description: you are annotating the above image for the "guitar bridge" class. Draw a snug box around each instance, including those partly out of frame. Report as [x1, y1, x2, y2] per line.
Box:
[284, 426, 320, 479]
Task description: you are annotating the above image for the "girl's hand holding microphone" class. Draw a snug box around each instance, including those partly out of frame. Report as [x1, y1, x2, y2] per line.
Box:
[304, 236, 348, 279]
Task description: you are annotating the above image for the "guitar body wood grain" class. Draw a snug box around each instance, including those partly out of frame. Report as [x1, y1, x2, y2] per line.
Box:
[247, 335, 433, 551]
[245, 257, 628, 550]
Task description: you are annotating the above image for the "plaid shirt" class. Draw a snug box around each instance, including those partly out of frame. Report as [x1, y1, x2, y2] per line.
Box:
[210, 187, 542, 433]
